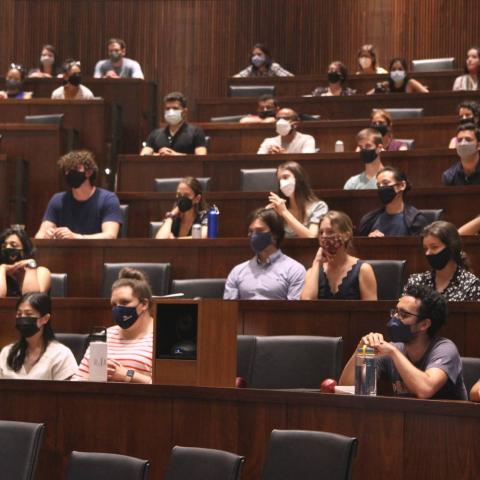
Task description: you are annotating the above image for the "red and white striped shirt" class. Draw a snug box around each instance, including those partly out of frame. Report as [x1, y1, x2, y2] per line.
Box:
[73, 326, 153, 382]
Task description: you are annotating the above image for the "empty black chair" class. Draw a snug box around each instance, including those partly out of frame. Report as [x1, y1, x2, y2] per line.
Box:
[56, 333, 90, 365]
[165, 445, 245, 480]
[298, 113, 321, 121]
[419, 209, 443, 224]
[384, 108, 424, 119]
[67, 451, 149, 480]
[24, 114, 64, 125]
[119, 204, 129, 238]
[237, 335, 257, 382]
[248, 336, 343, 389]
[50, 273, 68, 297]
[261, 429, 358, 480]
[170, 278, 226, 298]
[460, 357, 480, 394]
[396, 138, 415, 149]
[0, 420, 45, 480]
[210, 114, 246, 123]
[366, 260, 407, 300]
[154, 177, 211, 192]
[229, 85, 275, 97]
[240, 168, 277, 192]
[101, 262, 171, 297]
[411, 57, 456, 72]
[149, 221, 163, 238]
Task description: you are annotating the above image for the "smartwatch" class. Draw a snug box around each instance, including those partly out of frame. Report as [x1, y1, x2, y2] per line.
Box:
[25, 259, 38, 269]
[125, 369, 135, 382]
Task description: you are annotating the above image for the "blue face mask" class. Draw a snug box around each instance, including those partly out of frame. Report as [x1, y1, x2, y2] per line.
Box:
[112, 305, 139, 329]
[386, 316, 415, 343]
[249, 231, 273, 254]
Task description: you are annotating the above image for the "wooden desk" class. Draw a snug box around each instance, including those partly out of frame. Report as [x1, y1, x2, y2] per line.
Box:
[118, 186, 480, 238]
[0, 154, 7, 227]
[31, 236, 480, 297]
[118, 149, 457, 192]
[227, 70, 462, 96]
[195, 90, 480, 122]
[0, 124, 68, 231]
[200, 116, 457, 153]
[0, 380, 478, 480]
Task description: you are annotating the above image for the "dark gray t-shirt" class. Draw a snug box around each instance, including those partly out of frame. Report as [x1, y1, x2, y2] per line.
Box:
[93, 57, 144, 79]
[372, 211, 408, 236]
[376, 337, 467, 400]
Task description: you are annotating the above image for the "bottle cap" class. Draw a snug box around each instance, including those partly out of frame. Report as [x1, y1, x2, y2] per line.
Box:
[357, 345, 375, 354]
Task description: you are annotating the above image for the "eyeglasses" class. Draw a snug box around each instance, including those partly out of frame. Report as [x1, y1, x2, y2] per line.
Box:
[390, 308, 421, 321]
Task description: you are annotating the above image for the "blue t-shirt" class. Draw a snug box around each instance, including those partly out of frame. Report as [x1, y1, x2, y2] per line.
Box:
[43, 188, 123, 235]
[371, 211, 408, 236]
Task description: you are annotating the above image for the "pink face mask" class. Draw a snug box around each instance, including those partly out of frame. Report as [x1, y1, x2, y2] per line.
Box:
[319, 234, 344, 256]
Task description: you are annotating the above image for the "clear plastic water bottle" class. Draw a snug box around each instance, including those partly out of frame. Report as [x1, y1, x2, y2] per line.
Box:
[207, 205, 219, 238]
[355, 345, 376, 395]
[89, 327, 107, 382]
[335, 140, 345, 152]
[191, 223, 202, 239]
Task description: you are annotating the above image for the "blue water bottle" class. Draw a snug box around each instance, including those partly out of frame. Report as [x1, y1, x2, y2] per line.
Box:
[207, 205, 219, 238]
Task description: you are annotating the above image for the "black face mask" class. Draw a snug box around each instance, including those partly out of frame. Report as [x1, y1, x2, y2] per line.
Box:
[16, 317, 40, 338]
[370, 122, 388, 136]
[6, 79, 22, 91]
[426, 247, 451, 271]
[459, 116, 475, 125]
[112, 305, 139, 329]
[258, 109, 276, 119]
[176, 196, 193, 213]
[386, 316, 415, 343]
[327, 71, 342, 84]
[65, 170, 87, 189]
[1, 247, 24, 265]
[360, 147, 377, 164]
[377, 185, 398, 205]
[68, 73, 82, 86]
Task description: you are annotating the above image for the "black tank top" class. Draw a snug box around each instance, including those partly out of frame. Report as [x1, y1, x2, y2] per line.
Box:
[318, 260, 363, 300]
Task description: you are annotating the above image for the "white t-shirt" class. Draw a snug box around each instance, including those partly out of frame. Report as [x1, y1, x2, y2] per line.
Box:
[257, 131, 316, 154]
[0, 340, 78, 380]
[51, 84, 94, 100]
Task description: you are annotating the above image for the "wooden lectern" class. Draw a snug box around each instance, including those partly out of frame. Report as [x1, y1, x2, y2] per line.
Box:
[153, 299, 237, 387]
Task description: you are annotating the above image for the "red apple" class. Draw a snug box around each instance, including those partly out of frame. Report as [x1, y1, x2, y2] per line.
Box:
[235, 376, 247, 388]
[320, 378, 337, 393]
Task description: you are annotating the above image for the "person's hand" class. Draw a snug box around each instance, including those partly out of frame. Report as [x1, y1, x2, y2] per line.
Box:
[0, 91, 8, 99]
[361, 332, 396, 356]
[53, 227, 80, 239]
[314, 246, 332, 264]
[368, 230, 385, 238]
[8, 259, 33, 274]
[158, 147, 178, 156]
[268, 145, 285, 154]
[165, 206, 180, 219]
[107, 359, 129, 382]
[104, 70, 119, 78]
[268, 192, 288, 215]
[44, 227, 56, 239]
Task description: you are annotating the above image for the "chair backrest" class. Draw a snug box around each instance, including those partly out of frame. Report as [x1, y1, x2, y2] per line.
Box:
[249, 336, 343, 389]
[56, 333, 90, 365]
[149, 221, 163, 238]
[460, 357, 480, 394]
[365, 260, 407, 300]
[384, 108, 424, 119]
[419, 209, 443, 224]
[119, 204, 129, 238]
[228, 85, 275, 97]
[24, 114, 64, 125]
[165, 446, 245, 480]
[210, 114, 246, 123]
[261, 429, 358, 480]
[237, 335, 257, 382]
[411, 57, 456, 72]
[170, 278, 226, 299]
[240, 168, 277, 192]
[101, 262, 171, 297]
[395, 138, 415, 149]
[298, 113, 321, 121]
[67, 451, 150, 480]
[0, 420, 45, 480]
[50, 273, 68, 297]
[154, 177, 212, 192]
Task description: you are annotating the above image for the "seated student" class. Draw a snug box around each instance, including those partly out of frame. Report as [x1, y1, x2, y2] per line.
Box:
[355, 44, 388, 74]
[0, 64, 33, 99]
[369, 109, 408, 151]
[28, 44, 62, 78]
[224, 208, 305, 300]
[311, 61, 355, 96]
[448, 101, 480, 148]
[471, 380, 480, 401]
[442, 123, 480, 185]
[459, 215, 480, 235]
[240, 94, 279, 124]
[35, 150, 122, 239]
[94, 38, 144, 79]
[234, 43, 293, 78]
[257, 108, 316, 154]
[51, 59, 94, 100]
[155, 177, 208, 239]
[0, 292, 77, 380]
[404, 221, 480, 301]
[339, 284, 468, 400]
[358, 166, 428, 237]
[301, 211, 377, 300]
[344, 128, 384, 190]
[267, 161, 327, 238]
[0, 227, 51, 297]
[368, 57, 428, 94]
[453, 47, 479, 91]
[74, 268, 153, 383]
[140, 92, 207, 156]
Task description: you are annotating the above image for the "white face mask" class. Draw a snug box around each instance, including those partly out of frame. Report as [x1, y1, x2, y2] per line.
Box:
[279, 178, 296, 197]
[456, 139, 478, 158]
[390, 70, 406, 83]
[40, 55, 55, 66]
[164, 109, 183, 126]
[276, 118, 292, 136]
[359, 57, 372, 69]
